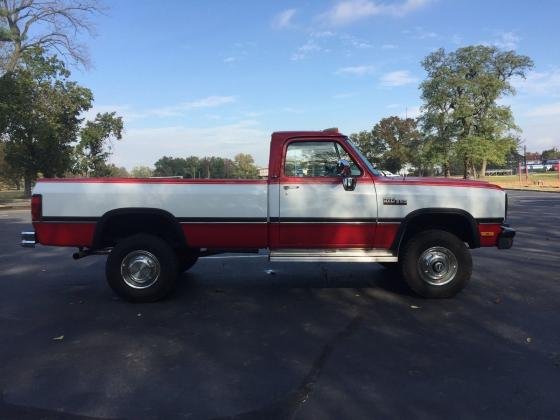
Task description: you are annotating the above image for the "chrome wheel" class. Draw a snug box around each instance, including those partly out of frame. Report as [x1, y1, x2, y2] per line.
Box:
[120, 250, 161, 289]
[417, 246, 458, 286]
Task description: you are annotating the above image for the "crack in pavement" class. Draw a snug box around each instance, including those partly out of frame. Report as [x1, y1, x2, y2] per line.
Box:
[215, 314, 364, 420]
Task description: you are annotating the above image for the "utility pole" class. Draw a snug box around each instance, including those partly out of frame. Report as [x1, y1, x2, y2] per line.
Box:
[524, 145, 528, 183]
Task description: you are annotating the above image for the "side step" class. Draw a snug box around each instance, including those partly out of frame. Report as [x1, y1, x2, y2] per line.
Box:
[269, 248, 397, 263]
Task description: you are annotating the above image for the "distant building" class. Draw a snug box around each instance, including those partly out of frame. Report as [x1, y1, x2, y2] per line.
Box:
[258, 168, 268, 179]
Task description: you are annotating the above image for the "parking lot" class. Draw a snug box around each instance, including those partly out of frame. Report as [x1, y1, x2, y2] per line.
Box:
[0, 190, 559, 419]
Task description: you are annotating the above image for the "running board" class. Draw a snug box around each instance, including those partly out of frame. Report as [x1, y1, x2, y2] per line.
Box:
[269, 249, 398, 263]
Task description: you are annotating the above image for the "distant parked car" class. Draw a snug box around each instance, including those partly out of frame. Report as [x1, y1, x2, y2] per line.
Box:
[380, 170, 400, 177]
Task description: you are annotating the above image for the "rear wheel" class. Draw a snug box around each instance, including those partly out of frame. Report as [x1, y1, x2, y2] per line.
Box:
[399, 229, 472, 298]
[177, 249, 199, 272]
[106, 234, 178, 302]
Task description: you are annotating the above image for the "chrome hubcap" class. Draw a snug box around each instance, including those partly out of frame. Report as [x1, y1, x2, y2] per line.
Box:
[121, 250, 160, 289]
[417, 246, 458, 286]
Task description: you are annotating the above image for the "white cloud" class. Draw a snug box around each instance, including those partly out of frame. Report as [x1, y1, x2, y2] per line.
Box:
[402, 26, 437, 39]
[109, 120, 270, 169]
[492, 31, 520, 50]
[320, 0, 432, 26]
[223, 57, 237, 63]
[381, 43, 398, 49]
[291, 40, 326, 61]
[335, 65, 375, 76]
[526, 102, 560, 118]
[271, 9, 297, 29]
[513, 69, 560, 97]
[379, 70, 418, 87]
[144, 96, 237, 118]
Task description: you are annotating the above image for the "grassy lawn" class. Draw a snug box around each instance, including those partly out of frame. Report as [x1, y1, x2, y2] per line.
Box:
[0, 190, 26, 203]
[482, 172, 560, 191]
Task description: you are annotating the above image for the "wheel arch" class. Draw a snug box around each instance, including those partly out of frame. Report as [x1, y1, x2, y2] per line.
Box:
[392, 208, 480, 253]
[92, 208, 187, 250]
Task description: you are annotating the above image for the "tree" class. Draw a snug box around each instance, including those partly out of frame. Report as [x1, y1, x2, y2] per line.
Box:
[0, 140, 22, 187]
[74, 111, 123, 177]
[0, 49, 93, 195]
[542, 148, 560, 161]
[349, 130, 386, 166]
[130, 166, 153, 178]
[0, 0, 101, 73]
[105, 164, 128, 177]
[350, 117, 420, 173]
[233, 153, 258, 179]
[153, 156, 187, 177]
[420, 45, 533, 178]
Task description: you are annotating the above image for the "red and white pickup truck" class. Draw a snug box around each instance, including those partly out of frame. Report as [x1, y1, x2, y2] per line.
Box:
[22, 129, 515, 302]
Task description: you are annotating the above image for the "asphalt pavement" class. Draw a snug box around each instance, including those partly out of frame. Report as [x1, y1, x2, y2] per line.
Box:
[0, 190, 559, 419]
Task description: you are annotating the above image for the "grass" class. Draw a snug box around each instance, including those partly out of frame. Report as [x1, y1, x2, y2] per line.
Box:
[0, 190, 26, 203]
[482, 172, 560, 191]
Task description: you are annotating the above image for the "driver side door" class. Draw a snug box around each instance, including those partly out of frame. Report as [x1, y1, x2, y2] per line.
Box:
[277, 139, 377, 248]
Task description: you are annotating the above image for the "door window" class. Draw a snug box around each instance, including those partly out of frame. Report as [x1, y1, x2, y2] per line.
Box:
[284, 141, 361, 177]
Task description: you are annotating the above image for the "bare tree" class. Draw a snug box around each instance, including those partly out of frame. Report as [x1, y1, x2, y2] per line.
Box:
[0, 0, 102, 72]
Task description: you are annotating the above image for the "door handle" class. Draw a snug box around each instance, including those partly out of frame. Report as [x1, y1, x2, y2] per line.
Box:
[283, 185, 300, 190]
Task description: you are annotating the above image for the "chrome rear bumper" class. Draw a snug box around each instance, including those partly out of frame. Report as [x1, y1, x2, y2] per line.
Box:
[21, 231, 36, 248]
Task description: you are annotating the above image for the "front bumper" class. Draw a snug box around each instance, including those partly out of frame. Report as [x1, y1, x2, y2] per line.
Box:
[21, 231, 36, 248]
[497, 225, 515, 249]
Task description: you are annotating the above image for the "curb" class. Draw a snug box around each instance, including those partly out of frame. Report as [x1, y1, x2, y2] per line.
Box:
[0, 205, 30, 211]
[504, 188, 560, 194]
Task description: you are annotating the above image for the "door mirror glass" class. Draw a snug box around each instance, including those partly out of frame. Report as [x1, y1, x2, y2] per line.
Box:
[342, 176, 357, 191]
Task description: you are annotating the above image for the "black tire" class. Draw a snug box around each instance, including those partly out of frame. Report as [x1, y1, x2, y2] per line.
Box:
[399, 229, 472, 298]
[177, 250, 199, 273]
[106, 234, 178, 302]
[378, 262, 397, 269]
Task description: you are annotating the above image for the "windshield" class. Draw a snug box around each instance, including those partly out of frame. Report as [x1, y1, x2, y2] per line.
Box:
[344, 137, 382, 177]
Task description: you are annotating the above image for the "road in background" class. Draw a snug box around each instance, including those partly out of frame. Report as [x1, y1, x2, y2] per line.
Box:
[0, 191, 559, 419]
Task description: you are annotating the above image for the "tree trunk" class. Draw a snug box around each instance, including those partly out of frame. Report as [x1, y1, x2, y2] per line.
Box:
[23, 174, 33, 198]
[444, 162, 451, 178]
[480, 158, 487, 179]
[463, 157, 469, 179]
[471, 162, 478, 179]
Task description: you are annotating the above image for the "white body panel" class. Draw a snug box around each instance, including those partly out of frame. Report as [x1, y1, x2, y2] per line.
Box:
[375, 183, 506, 220]
[34, 182, 268, 219]
[279, 182, 377, 219]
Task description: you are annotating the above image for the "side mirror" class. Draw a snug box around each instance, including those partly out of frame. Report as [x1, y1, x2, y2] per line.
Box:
[343, 177, 357, 191]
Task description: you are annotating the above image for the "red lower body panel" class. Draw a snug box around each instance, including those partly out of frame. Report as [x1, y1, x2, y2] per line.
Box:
[181, 223, 268, 248]
[34, 222, 96, 247]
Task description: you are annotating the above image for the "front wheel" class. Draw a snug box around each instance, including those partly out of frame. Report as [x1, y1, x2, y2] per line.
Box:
[399, 229, 472, 298]
[106, 234, 178, 302]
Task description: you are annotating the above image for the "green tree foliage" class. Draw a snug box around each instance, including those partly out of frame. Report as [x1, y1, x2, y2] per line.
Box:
[350, 116, 420, 173]
[420, 45, 533, 178]
[130, 166, 153, 178]
[153, 154, 259, 179]
[0, 49, 93, 195]
[542, 148, 560, 161]
[75, 112, 123, 177]
[0, 141, 22, 188]
[233, 153, 259, 179]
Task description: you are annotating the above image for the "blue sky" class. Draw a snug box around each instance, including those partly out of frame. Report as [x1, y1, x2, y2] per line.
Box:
[74, 0, 560, 168]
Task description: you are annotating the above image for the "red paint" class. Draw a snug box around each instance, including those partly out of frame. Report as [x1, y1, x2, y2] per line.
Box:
[181, 223, 268, 248]
[34, 222, 95, 247]
[273, 223, 375, 248]
[36, 178, 267, 185]
[373, 223, 400, 248]
[31, 194, 42, 222]
[478, 223, 503, 247]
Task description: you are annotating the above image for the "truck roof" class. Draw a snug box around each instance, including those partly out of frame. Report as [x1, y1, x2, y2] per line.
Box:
[271, 129, 344, 142]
